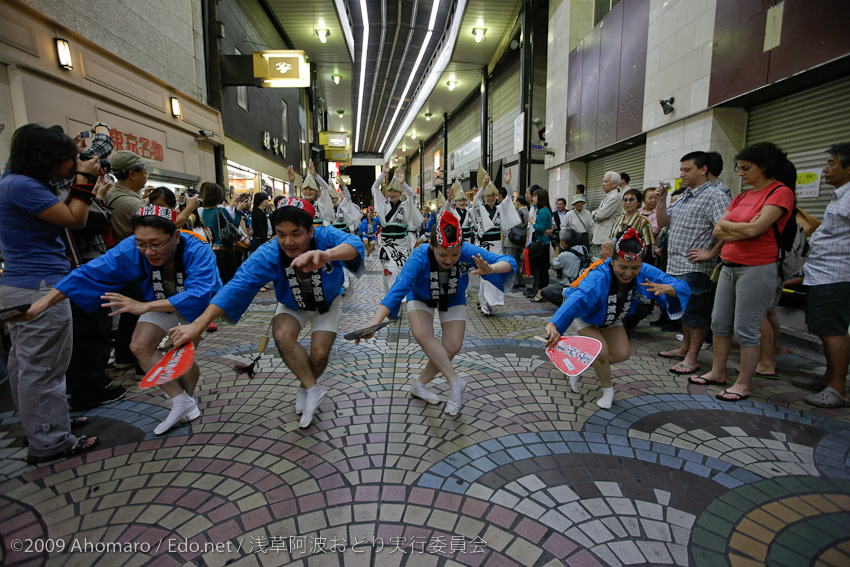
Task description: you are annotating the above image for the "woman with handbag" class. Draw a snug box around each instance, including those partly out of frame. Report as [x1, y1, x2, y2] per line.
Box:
[199, 182, 241, 283]
[527, 188, 553, 298]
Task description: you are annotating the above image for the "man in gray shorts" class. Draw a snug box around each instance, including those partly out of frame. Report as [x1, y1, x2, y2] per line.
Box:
[171, 199, 365, 428]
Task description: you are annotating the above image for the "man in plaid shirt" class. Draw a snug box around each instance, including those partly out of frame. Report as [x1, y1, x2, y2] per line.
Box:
[655, 151, 731, 375]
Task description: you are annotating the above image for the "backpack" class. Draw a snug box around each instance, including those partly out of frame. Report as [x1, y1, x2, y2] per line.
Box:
[779, 221, 809, 279]
[764, 184, 800, 277]
[508, 224, 527, 245]
[565, 245, 592, 275]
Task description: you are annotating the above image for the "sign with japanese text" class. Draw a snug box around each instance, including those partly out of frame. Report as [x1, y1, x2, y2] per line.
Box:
[109, 128, 164, 161]
[795, 169, 822, 199]
[253, 51, 310, 88]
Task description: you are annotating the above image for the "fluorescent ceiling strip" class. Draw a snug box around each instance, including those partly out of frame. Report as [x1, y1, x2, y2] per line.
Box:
[377, 0, 442, 153]
[382, 0, 467, 162]
[355, 0, 369, 153]
[378, 30, 432, 153]
[333, 0, 355, 60]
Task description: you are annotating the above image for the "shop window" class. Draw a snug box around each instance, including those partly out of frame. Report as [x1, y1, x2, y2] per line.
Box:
[594, 0, 620, 26]
[235, 47, 248, 112]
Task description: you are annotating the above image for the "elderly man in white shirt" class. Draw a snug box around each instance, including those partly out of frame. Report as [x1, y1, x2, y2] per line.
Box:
[590, 171, 622, 258]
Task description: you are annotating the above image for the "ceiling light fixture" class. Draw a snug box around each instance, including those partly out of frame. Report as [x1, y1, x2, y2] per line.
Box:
[332, 74, 341, 84]
[354, 0, 369, 153]
[472, 28, 487, 42]
[377, 0, 442, 153]
[410, 131, 417, 139]
[425, 112, 432, 121]
[55, 38, 73, 70]
[381, 0, 469, 161]
[337, 108, 345, 118]
[402, 144, 407, 152]
[447, 80, 457, 91]
[315, 29, 330, 43]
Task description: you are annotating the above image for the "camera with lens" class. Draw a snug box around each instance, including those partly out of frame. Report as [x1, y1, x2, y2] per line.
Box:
[78, 151, 95, 161]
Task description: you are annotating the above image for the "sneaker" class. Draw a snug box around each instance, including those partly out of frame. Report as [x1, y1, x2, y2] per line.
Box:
[295, 387, 306, 415]
[299, 385, 327, 428]
[69, 385, 126, 410]
[206, 322, 218, 332]
[410, 382, 440, 404]
[157, 335, 173, 351]
[675, 333, 684, 342]
[480, 302, 492, 316]
[444, 377, 467, 416]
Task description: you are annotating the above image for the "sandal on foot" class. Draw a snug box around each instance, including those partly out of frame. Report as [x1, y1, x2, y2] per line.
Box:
[70, 416, 88, 429]
[670, 363, 700, 375]
[658, 351, 685, 360]
[804, 387, 850, 408]
[529, 297, 544, 303]
[26, 435, 100, 465]
[688, 375, 726, 386]
[715, 390, 749, 402]
[733, 367, 777, 379]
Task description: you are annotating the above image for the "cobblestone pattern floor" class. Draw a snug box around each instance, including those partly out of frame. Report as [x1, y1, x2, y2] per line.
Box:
[1, 257, 849, 567]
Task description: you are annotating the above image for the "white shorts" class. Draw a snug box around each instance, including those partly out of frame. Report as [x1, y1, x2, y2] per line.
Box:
[138, 311, 188, 332]
[274, 295, 343, 333]
[406, 300, 466, 322]
[568, 318, 623, 332]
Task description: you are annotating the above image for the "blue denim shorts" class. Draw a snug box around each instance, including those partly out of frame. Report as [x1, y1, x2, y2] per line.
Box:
[674, 272, 714, 327]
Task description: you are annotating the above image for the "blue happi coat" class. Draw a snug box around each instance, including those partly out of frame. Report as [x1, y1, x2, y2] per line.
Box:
[381, 243, 517, 318]
[550, 259, 690, 334]
[56, 231, 221, 320]
[212, 225, 365, 322]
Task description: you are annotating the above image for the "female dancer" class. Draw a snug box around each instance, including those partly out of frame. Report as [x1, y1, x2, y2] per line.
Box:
[471, 169, 521, 315]
[451, 180, 475, 243]
[544, 229, 690, 409]
[359, 210, 516, 415]
[371, 163, 424, 290]
[330, 178, 362, 233]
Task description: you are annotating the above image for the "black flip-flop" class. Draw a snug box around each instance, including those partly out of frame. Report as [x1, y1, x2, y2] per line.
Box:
[688, 375, 726, 386]
[530, 297, 544, 303]
[26, 435, 100, 465]
[715, 390, 750, 402]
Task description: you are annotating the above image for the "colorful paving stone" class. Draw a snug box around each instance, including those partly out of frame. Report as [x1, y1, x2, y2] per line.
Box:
[1, 257, 849, 566]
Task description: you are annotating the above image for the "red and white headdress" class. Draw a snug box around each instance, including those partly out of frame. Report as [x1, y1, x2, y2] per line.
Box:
[615, 227, 646, 261]
[137, 205, 177, 222]
[435, 210, 462, 249]
[278, 197, 316, 219]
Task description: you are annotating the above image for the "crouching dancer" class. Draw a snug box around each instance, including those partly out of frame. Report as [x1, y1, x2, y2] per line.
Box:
[359, 210, 516, 416]
[169, 199, 365, 428]
[26, 206, 221, 434]
[544, 229, 690, 408]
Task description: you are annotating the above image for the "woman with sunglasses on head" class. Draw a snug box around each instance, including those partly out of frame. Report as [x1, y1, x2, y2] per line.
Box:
[358, 209, 516, 416]
[24, 206, 221, 435]
[611, 188, 655, 250]
[544, 229, 690, 409]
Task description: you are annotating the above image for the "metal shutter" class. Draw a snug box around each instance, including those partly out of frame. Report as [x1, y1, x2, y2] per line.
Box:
[490, 58, 522, 163]
[746, 76, 850, 219]
[447, 94, 482, 180]
[584, 144, 647, 209]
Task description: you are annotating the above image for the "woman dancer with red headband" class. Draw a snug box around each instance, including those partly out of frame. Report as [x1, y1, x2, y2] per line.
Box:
[544, 228, 690, 409]
[359, 210, 516, 416]
[24, 206, 221, 435]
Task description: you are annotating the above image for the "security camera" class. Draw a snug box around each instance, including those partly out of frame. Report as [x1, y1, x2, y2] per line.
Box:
[198, 130, 214, 139]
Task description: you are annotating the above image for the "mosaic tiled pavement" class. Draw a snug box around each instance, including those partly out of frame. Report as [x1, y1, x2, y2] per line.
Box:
[1, 257, 849, 567]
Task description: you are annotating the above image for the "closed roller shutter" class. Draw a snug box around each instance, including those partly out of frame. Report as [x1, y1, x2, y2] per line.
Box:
[490, 57, 521, 163]
[410, 155, 421, 191]
[746, 76, 850, 219]
[447, 94, 482, 179]
[584, 144, 647, 209]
